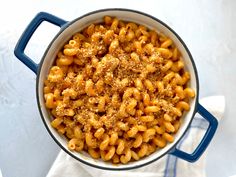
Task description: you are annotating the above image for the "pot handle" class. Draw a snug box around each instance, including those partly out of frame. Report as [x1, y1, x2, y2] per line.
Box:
[14, 12, 67, 74]
[170, 103, 218, 162]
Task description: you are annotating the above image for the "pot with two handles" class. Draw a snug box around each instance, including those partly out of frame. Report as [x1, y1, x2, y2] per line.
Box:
[14, 9, 218, 170]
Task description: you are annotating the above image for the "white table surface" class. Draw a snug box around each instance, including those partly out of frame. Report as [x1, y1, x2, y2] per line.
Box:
[0, 0, 235, 177]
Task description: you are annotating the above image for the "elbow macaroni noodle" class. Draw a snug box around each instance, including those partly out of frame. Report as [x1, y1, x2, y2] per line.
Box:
[44, 16, 195, 164]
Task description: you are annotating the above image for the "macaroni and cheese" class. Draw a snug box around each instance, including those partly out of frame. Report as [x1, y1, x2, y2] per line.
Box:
[44, 16, 195, 164]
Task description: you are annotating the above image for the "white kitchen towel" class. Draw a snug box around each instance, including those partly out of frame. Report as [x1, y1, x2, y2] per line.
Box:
[46, 96, 225, 177]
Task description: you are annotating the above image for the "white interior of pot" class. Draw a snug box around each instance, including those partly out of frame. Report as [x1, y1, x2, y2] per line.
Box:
[38, 9, 198, 170]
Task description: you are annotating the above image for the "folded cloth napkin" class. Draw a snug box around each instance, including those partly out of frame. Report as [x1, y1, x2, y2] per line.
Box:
[46, 96, 225, 177]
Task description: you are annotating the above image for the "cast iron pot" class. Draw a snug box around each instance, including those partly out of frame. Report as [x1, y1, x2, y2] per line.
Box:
[14, 9, 218, 170]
